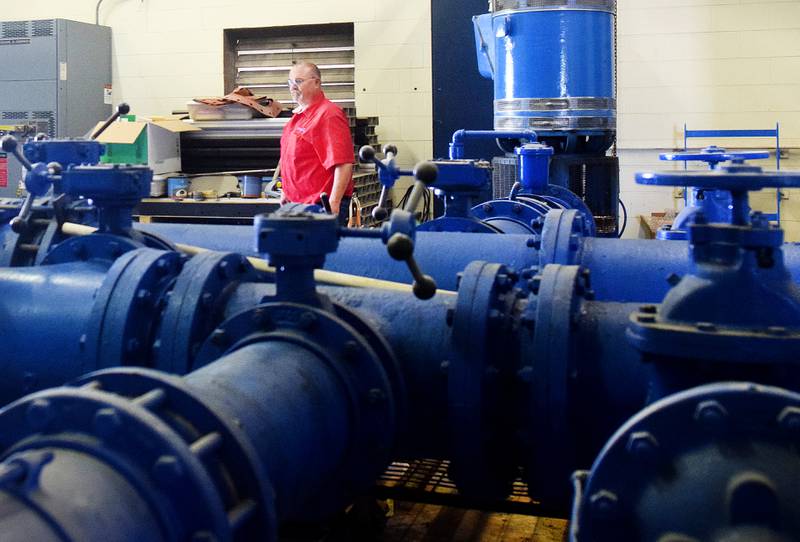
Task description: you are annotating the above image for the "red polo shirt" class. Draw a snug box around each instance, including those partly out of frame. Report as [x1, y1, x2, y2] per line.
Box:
[280, 93, 354, 204]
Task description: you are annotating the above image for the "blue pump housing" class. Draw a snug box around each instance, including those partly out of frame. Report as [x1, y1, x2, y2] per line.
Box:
[474, 1, 616, 135]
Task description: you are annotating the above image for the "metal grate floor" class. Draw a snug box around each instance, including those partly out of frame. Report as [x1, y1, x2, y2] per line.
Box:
[376, 460, 538, 516]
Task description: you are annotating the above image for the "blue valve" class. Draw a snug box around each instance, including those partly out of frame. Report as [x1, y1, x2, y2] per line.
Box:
[359, 145, 416, 221]
[0, 135, 57, 234]
[637, 163, 800, 229]
[652, 148, 774, 240]
[0, 104, 132, 235]
[660, 145, 770, 170]
[22, 139, 105, 168]
[629, 164, 800, 367]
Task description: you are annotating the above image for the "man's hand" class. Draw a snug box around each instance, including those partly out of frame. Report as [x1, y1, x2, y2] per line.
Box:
[328, 197, 341, 216]
[280, 193, 288, 206]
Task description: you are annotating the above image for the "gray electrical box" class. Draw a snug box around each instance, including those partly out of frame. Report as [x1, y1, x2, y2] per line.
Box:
[0, 18, 111, 196]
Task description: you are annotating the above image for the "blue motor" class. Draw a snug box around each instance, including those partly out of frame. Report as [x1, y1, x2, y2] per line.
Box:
[473, 1, 620, 235]
[474, 0, 616, 149]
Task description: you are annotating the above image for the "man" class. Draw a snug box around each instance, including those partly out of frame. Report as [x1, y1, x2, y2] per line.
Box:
[277, 62, 354, 224]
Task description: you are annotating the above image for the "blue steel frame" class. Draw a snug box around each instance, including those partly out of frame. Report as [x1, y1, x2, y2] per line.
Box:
[683, 123, 782, 222]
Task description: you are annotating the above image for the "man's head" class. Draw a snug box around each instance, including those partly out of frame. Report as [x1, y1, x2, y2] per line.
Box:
[288, 62, 323, 108]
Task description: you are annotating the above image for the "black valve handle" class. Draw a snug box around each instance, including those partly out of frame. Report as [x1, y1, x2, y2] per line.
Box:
[364, 144, 390, 221]
[373, 187, 390, 221]
[0, 137, 63, 234]
[9, 194, 34, 234]
[319, 192, 333, 214]
[404, 161, 438, 215]
[360, 145, 405, 222]
[1, 136, 34, 233]
[1, 135, 32, 171]
[90, 103, 130, 140]
[386, 233, 437, 300]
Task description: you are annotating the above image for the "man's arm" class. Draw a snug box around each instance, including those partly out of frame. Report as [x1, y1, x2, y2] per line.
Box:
[328, 162, 353, 215]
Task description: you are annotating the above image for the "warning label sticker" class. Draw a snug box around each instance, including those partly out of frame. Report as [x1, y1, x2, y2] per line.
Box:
[0, 155, 7, 188]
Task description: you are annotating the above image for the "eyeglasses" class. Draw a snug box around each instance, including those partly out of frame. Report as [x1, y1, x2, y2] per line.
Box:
[287, 77, 319, 88]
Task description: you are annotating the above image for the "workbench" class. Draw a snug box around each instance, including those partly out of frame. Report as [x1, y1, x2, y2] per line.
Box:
[134, 197, 281, 225]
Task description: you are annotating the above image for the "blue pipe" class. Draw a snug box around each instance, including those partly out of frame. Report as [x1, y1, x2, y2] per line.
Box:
[0, 252, 795, 537]
[0, 331, 388, 540]
[184, 341, 357, 522]
[0, 249, 185, 406]
[0, 448, 165, 542]
[225, 282, 457, 458]
[0, 262, 107, 397]
[136, 222, 800, 303]
[449, 129, 537, 159]
[137, 223, 543, 288]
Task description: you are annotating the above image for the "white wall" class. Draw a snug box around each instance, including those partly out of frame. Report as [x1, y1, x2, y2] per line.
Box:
[0, 0, 432, 168]
[618, 0, 800, 149]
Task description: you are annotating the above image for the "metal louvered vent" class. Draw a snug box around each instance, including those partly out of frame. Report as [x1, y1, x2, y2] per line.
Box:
[2, 112, 29, 120]
[32, 111, 56, 138]
[2, 21, 30, 39]
[226, 23, 355, 108]
[492, 156, 519, 200]
[31, 20, 54, 37]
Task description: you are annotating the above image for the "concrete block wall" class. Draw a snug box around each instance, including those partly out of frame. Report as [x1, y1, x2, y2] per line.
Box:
[0, 0, 433, 169]
[618, 0, 800, 240]
[618, 0, 800, 149]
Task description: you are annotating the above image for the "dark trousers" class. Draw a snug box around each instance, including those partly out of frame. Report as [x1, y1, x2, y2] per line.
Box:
[337, 196, 352, 227]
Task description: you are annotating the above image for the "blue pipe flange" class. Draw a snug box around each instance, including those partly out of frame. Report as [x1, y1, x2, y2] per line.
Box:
[448, 260, 521, 499]
[538, 209, 589, 266]
[519, 264, 594, 508]
[527, 187, 597, 236]
[155, 251, 265, 374]
[572, 382, 800, 541]
[193, 302, 399, 502]
[329, 301, 409, 444]
[83, 249, 185, 371]
[0, 367, 276, 541]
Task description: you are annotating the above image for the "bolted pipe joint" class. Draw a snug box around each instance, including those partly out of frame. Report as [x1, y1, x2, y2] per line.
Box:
[573, 382, 800, 542]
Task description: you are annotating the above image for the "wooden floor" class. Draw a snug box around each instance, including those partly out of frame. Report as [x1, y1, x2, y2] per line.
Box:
[383, 501, 569, 542]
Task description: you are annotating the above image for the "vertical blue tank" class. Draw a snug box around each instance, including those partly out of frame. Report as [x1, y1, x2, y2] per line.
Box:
[474, 1, 616, 137]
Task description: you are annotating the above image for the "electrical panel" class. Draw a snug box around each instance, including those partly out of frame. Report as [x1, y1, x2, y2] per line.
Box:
[0, 19, 111, 196]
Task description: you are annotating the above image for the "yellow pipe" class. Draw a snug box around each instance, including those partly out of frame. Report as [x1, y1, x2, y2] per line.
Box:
[60, 222, 456, 296]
